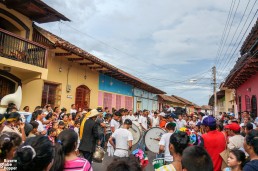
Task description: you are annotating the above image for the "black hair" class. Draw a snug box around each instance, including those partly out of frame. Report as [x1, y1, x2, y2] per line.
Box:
[31, 110, 43, 122]
[45, 112, 53, 120]
[7, 112, 21, 122]
[105, 114, 112, 119]
[61, 108, 67, 112]
[54, 107, 59, 113]
[34, 106, 42, 111]
[48, 128, 56, 135]
[170, 131, 189, 155]
[14, 136, 54, 171]
[58, 121, 65, 126]
[50, 129, 78, 171]
[230, 149, 246, 169]
[107, 155, 141, 171]
[30, 121, 39, 129]
[0, 132, 22, 161]
[24, 123, 33, 136]
[72, 112, 76, 120]
[114, 111, 122, 117]
[182, 146, 213, 171]
[166, 122, 176, 130]
[124, 119, 132, 125]
[23, 106, 29, 110]
[209, 125, 217, 131]
[246, 122, 253, 131]
[124, 109, 128, 112]
[217, 123, 224, 132]
[245, 130, 258, 155]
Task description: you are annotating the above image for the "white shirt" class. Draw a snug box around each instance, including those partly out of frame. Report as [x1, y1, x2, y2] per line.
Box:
[240, 122, 256, 129]
[167, 107, 175, 113]
[159, 132, 173, 162]
[70, 109, 77, 114]
[112, 128, 133, 157]
[122, 116, 127, 123]
[110, 119, 120, 130]
[152, 117, 160, 127]
[127, 115, 136, 121]
[176, 119, 187, 129]
[138, 116, 148, 130]
[36, 120, 45, 133]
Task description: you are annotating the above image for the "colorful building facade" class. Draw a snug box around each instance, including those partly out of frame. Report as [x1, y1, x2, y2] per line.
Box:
[133, 88, 158, 112]
[98, 73, 134, 111]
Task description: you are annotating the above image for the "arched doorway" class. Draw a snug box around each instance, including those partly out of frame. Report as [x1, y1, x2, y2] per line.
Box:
[0, 75, 16, 100]
[251, 95, 257, 118]
[75, 85, 90, 110]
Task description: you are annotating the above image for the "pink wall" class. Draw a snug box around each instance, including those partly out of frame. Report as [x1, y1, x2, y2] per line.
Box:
[121, 96, 125, 108]
[236, 73, 258, 114]
[98, 91, 103, 106]
[112, 94, 116, 108]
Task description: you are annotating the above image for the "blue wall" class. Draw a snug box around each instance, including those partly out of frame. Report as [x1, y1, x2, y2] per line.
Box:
[133, 88, 158, 111]
[99, 73, 133, 96]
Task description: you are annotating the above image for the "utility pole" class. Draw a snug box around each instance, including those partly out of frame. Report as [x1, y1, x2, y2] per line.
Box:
[212, 66, 217, 116]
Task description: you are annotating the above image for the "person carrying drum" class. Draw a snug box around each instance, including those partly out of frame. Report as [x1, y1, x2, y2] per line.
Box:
[109, 119, 133, 158]
[158, 122, 176, 165]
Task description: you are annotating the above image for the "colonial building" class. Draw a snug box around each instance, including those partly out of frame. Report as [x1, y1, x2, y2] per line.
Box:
[0, 0, 165, 112]
[224, 20, 258, 119]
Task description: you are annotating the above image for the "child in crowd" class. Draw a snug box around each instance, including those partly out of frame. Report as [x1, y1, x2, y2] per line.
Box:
[67, 113, 75, 128]
[224, 149, 246, 171]
[48, 128, 57, 145]
[28, 121, 39, 137]
[52, 121, 58, 130]
[74, 120, 80, 151]
[57, 121, 66, 136]
[0, 132, 22, 163]
[62, 114, 69, 128]
[104, 114, 112, 149]
[51, 129, 92, 171]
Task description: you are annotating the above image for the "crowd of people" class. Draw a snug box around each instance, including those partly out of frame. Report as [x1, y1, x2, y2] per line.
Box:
[0, 103, 258, 171]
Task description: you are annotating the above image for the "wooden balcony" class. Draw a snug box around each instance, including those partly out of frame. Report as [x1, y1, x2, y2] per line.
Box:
[0, 28, 47, 68]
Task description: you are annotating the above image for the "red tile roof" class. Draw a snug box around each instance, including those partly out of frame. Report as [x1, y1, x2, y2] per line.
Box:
[33, 24, 165, 94]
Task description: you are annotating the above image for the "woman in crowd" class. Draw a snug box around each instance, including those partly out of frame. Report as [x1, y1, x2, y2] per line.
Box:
[243, 129, 258, 171]
[156, 131, 189, 171]
[31, 110, 46, 135]
[14, 136, 54, 171]
[224, 149, 246, 171]
[1, 112, 26, 141]
[0, 132, 22, 163]
[51, 129, 92, 171]
[23, 106, 29, 112]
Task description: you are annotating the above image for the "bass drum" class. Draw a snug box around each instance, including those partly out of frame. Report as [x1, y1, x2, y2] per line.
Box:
[144, 127, 167, 153]
[128, 121, 142, 145]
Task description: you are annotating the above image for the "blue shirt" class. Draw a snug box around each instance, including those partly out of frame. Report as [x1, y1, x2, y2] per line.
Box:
[243, 160, 258, 171]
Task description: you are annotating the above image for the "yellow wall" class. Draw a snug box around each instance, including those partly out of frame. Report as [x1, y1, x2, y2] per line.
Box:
[21, 79, 43, 111]
[46, 50, 99, 110]
[0, 4, 33, 39]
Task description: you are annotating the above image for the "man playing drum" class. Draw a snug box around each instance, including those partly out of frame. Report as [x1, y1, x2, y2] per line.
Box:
[158, 122, 176, 165]
[109, 119, 133, 158]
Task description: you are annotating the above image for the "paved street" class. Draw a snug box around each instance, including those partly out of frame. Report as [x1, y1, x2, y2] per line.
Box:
[93, 145, 156, 171]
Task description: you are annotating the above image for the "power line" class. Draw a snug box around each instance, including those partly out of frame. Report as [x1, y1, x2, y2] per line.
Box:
[214, 0, 235, 65]
[216, 0, 251, 70]
[216, 0, 240, 69]
[218, 8, 258, 81]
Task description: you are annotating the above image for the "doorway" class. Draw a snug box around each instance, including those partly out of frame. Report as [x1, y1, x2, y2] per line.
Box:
[0, 75, 16, 100]
[251, 95, 257, 118]
[75, 85, 90, 110]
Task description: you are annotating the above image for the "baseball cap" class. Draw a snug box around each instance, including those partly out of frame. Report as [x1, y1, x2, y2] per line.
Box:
[166, 113, 178, 119]
[224, 123, 240, 131]
[202, 116, 216, 127]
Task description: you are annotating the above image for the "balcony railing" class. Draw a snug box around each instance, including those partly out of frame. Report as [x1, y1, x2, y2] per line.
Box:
[0, 28, 47, 68]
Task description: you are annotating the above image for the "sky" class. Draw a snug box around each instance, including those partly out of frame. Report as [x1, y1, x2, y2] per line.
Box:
[40, 0, 257, 106]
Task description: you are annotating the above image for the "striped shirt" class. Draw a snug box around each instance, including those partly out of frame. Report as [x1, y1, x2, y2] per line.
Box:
[155, 164, 176, 171]
[64, 157, 92, 171]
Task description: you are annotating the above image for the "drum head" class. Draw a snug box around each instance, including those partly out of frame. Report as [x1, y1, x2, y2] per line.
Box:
[144, 127, 166, 153]
[129, 123, 141, 145]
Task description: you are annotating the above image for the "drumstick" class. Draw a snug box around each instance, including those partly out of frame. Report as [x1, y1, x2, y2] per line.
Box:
[150, 138, 160, 141]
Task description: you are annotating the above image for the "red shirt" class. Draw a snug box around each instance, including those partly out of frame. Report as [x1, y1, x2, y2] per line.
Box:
[202, 130, 226, 171]
[159, 120, 166, 129]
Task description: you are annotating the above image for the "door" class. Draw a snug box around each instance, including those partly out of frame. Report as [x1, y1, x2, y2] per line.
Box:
[136, 101, 141, 110]
[75, 85, 90, 110]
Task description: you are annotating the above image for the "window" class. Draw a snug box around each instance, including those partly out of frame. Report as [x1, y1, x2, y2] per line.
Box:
[116, 95, 121, 109]
[103, 93, 112, 111]
[125, 96, 133, 110]
[245, 95, 251, 111]
[0, 76, 15, 100]
[251, 95, 257, 118]
[75, 85, 90, 110]
[41, 83, 59, 108]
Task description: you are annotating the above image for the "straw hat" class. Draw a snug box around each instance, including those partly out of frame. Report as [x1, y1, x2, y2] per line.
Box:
[87, 109, 102, 118]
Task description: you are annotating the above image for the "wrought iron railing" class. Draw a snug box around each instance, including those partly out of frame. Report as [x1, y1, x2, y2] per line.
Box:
[0, 28, 47, 68]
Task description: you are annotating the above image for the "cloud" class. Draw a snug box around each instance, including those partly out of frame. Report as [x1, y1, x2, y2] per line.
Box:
[40, 0, 255, 105]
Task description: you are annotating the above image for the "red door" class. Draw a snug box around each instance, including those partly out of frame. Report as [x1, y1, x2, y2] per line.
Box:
[75, 85, 90, 110]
